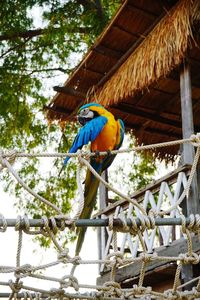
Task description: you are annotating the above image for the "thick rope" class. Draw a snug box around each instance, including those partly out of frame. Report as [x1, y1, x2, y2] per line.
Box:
[1, 134, 200, 299]
[0, 135, 199, 159]
[78, 155, 146, 215]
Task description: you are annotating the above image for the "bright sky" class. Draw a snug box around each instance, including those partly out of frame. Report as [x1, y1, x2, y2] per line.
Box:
[0, 183, 99, 295]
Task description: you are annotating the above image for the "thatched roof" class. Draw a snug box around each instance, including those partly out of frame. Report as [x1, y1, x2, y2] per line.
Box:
[46, 0, 200, 160]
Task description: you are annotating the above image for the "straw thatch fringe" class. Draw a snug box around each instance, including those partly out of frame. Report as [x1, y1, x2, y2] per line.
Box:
[192, 0, 200, 21]
[94, 0, 199, 107]
[191, 0, 200, 37]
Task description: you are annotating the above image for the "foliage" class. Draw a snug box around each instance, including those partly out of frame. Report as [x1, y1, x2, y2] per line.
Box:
[128, 140, 157, 191]
[0, 0, 121, 247]
[0, 0, 120, 150]
[0, 1, 156, 248]
[109, 134, 157, 200]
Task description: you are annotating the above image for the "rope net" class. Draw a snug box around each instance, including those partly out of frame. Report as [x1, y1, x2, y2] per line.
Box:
[0, 134, 200, 299]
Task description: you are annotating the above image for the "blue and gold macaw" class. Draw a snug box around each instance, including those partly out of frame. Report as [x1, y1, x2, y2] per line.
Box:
[62, 102, 125, 255]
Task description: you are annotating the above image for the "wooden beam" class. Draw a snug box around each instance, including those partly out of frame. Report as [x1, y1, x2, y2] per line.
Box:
[112, 25, 141, 40]
[135, 92, 180, 135]
[113, 103, 200, 132]
[93, 45, 122, 59]
[110, 112, 182, 138]
[152, 87, 176, 96]
[82, 66, 105, 76]
[189, 56, 200, 68]
[154, 89, 181, 112]
[170, 69, 200, 90]
[133, 124, 182, 139]
[44, 104, 73, 117]
[113, 104, 182, 129]
[53, 86, 85, 98]
[96, 235, 200, 285]
[129, 76, 180, 107]
[127, 4, 158, 20]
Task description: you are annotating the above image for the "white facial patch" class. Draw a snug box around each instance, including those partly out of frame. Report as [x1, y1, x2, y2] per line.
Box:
[79, 108, 94, 119]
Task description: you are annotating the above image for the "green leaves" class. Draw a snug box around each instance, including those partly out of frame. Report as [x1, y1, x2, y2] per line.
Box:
[0, 1, 156, 249]
[109, 134, 157, 199]
[128, 153, 157, 191]
[0, 0, 120, 151]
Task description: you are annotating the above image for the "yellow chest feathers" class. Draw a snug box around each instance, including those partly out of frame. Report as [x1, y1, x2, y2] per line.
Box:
[90, 107, 118, 152]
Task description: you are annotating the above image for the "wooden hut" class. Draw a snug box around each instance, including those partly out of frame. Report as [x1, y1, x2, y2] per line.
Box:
[46, 0, 200, 160]
[46, 0, 200, 294]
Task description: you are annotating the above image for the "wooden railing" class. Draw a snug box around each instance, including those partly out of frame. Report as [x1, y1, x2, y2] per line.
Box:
[94, 165, 191, 273]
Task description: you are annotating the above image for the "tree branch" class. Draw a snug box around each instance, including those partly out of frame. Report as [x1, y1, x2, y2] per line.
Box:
[0, 67, 70, 76]
[27, 67, 69, 75]
[94, 0, 104, 19]
[76, 0, 104, 19]
[76, 0, 94, 7]
[0, 37, 31, 59]
[0, 28, 45, 41]
[0, 26, 88, 42]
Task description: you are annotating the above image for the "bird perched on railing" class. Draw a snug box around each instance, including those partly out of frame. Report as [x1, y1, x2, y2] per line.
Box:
[61, 102, 125, 255]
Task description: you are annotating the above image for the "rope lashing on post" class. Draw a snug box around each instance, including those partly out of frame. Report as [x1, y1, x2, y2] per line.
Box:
[0, 214, 200, 232]
[1, 215, 200, 230]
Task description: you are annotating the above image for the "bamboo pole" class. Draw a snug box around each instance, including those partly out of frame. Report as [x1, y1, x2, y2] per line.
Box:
[0, 217, 198, 228]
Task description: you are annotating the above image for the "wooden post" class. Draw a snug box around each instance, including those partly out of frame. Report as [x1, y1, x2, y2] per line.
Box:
[180, 61, 199, 214]
[180, 60, 200, 288]
[97, 170, 108, 271]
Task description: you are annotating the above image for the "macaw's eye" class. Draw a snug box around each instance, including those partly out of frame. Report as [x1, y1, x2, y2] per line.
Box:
[80, 108, 90, 116]
[79, 108, 94, 119]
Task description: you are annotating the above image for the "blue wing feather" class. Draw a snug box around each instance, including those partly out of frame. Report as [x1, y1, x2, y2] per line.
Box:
[64, 116, 108, 165]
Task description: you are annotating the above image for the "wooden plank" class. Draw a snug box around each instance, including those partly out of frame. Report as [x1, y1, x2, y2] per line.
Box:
[121, 263, 177, 289]
[93, 165, 191, 218]
[96, 235, 200, 285]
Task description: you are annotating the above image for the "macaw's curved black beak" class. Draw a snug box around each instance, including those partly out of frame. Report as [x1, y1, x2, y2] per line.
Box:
[78, 116, 86, 126]
[78, 116, 92, 126]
